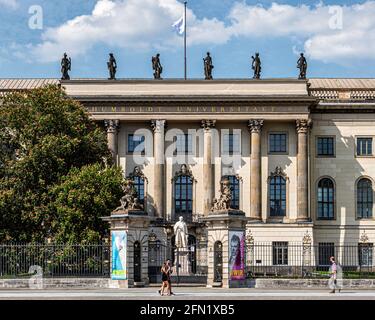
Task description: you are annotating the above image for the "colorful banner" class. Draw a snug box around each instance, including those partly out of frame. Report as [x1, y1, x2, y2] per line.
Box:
[111, 230, 127, 280]
[229, 231, 245, 280]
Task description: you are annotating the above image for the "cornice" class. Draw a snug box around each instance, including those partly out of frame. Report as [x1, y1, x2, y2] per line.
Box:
[61, 78, 308, 85]
[71, 95, 317, 103]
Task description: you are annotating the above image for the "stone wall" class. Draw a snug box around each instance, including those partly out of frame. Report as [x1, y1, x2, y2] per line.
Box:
[2, 278, 375, 290]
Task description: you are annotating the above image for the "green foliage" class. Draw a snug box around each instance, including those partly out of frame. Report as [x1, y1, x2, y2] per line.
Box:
[50, 164, 123, 243]
[0, 85, 120, 243]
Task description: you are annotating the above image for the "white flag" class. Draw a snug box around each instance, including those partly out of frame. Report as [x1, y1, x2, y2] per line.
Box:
[172, 15, 185, 35]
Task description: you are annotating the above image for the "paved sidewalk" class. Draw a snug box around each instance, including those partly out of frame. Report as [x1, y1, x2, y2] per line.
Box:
[0, 287, 375, 300]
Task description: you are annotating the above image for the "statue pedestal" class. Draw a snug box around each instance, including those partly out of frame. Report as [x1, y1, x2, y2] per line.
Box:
[173, 248, 192, 276]
[202, 209, 248, 288]
[102, 209, 151, 288]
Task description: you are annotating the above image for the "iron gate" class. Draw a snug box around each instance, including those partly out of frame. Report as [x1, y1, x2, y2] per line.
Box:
[148, 239, 198, 283]
[148, 240, 170, 283]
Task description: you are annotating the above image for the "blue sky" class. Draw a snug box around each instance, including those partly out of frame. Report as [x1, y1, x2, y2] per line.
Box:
[1, 0, 375, 79]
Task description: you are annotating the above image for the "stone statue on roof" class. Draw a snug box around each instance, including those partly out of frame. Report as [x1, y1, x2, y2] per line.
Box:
[61, 53, 71, 80]
[251, 53, 261, 79]
[297, 53, 307, 79]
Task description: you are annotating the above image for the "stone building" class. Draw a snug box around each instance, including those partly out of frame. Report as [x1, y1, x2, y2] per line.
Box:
[1, 78, 375, 285]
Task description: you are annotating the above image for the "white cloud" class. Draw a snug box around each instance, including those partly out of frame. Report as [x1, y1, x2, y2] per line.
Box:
[226, 1, 375, 62]
[0, 0, 18, 9]
[29, 0, 375, 63]
[32, 0, 229, 62]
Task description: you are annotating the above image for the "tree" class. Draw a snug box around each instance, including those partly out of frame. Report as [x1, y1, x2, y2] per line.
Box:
[50, 164, 123, 244]
[0, 85, 120, 242]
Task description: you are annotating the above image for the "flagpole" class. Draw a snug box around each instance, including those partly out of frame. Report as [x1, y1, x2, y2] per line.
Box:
[184, 1, 187, 80]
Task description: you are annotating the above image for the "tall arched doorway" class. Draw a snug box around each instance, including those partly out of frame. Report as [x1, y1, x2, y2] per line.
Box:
[133, 241, 141, 282]
[214, 241, 223, 282]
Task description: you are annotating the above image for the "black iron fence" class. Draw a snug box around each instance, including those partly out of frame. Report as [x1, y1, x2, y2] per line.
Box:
[0, 243, 110, 278]
[247, 242, 375, 279]
[1, 242, 374, 279]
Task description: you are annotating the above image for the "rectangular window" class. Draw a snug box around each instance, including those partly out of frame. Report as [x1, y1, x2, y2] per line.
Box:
[358, 243, 373, 267]
[317, 137, 335, 156]
[223, 134, 240, 155]
[269, 133, 287, 153]
[318, 243, 335, 269]
[272, 242, 288, 265]
[175, 134, 193, 155]
[128, 134, 145, 153]
[357, 137, 373, 156]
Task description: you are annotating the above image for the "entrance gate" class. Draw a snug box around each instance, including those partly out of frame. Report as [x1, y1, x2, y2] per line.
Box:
[148, 237, 200, 283]
[148, 240, 170, 283]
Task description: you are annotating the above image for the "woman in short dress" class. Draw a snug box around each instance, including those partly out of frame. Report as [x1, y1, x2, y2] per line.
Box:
[158, 261, 171, 296]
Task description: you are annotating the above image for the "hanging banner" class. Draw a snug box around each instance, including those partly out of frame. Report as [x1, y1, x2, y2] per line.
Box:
[111, 230, 127, 280]
[228, 231, 245, 280]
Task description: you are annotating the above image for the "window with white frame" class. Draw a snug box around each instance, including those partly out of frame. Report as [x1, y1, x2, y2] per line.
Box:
[128, 134, 145, 153]
[175, 134, 193, 155]
[272, 242, 288, 265]
[223, 133, 240, 155]
[269, 133, 287, 153]
[357, 137, 373, 156]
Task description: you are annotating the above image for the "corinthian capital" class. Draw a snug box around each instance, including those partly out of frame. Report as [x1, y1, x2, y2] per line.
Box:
[296, 119, 312, 134]
[104, 119, 120, 133]
[151, 120, 167, 133]
[201, 119, 216, 130]
[248, 119, 264, 133]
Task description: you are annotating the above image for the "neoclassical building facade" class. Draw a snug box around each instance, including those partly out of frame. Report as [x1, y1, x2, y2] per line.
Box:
[2, 78, 375, 279]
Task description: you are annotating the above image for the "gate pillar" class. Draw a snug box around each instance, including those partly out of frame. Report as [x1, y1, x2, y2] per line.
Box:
[103, 210, 151, 288]
[202, 210, 248, 288]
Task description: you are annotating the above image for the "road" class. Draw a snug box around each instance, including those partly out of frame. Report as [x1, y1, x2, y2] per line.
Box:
[0, 287, 374, 300]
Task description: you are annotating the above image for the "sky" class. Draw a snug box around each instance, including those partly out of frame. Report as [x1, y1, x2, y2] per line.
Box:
[1, 0, 375, 79]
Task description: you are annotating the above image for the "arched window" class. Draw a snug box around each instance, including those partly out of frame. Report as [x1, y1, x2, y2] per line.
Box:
[268, 167, 288, 217]
[357, 178, 373, 219]
[133, 176, 145, 204]
[174, 165, 193, 218]
[128, 166, 147, 208]
[269, 176, 287, 216]
[317, 178, 335, 220]
[223, 175, 240, 210]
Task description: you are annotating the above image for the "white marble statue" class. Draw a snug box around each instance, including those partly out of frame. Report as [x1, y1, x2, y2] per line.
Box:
[173, 216, 188, 249]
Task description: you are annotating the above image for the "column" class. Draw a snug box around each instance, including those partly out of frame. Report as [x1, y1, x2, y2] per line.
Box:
[296, 119, 312, 222]
[104, 119, 120, 165]
[248, 119, 264, 221]
[201, 120, 216, 215]
[151, 120, 166, 219]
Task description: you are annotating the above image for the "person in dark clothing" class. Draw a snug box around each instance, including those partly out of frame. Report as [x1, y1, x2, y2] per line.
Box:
[158, 261, 170, 296]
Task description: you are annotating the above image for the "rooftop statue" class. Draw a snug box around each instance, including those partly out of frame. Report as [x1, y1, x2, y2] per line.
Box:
[107, 53, 117, 80]
[297, 53, 308, 79]
[152, 53, 163, 79]
[61, 53, 71, 80]
[251, 53, 261, 79]
[203, 52, 214, 80]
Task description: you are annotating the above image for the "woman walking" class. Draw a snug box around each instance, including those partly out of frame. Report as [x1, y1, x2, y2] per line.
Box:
[158, 261, 171, 296]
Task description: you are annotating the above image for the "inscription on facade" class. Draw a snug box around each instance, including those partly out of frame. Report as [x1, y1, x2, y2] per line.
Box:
[86, 105, 302, 114]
